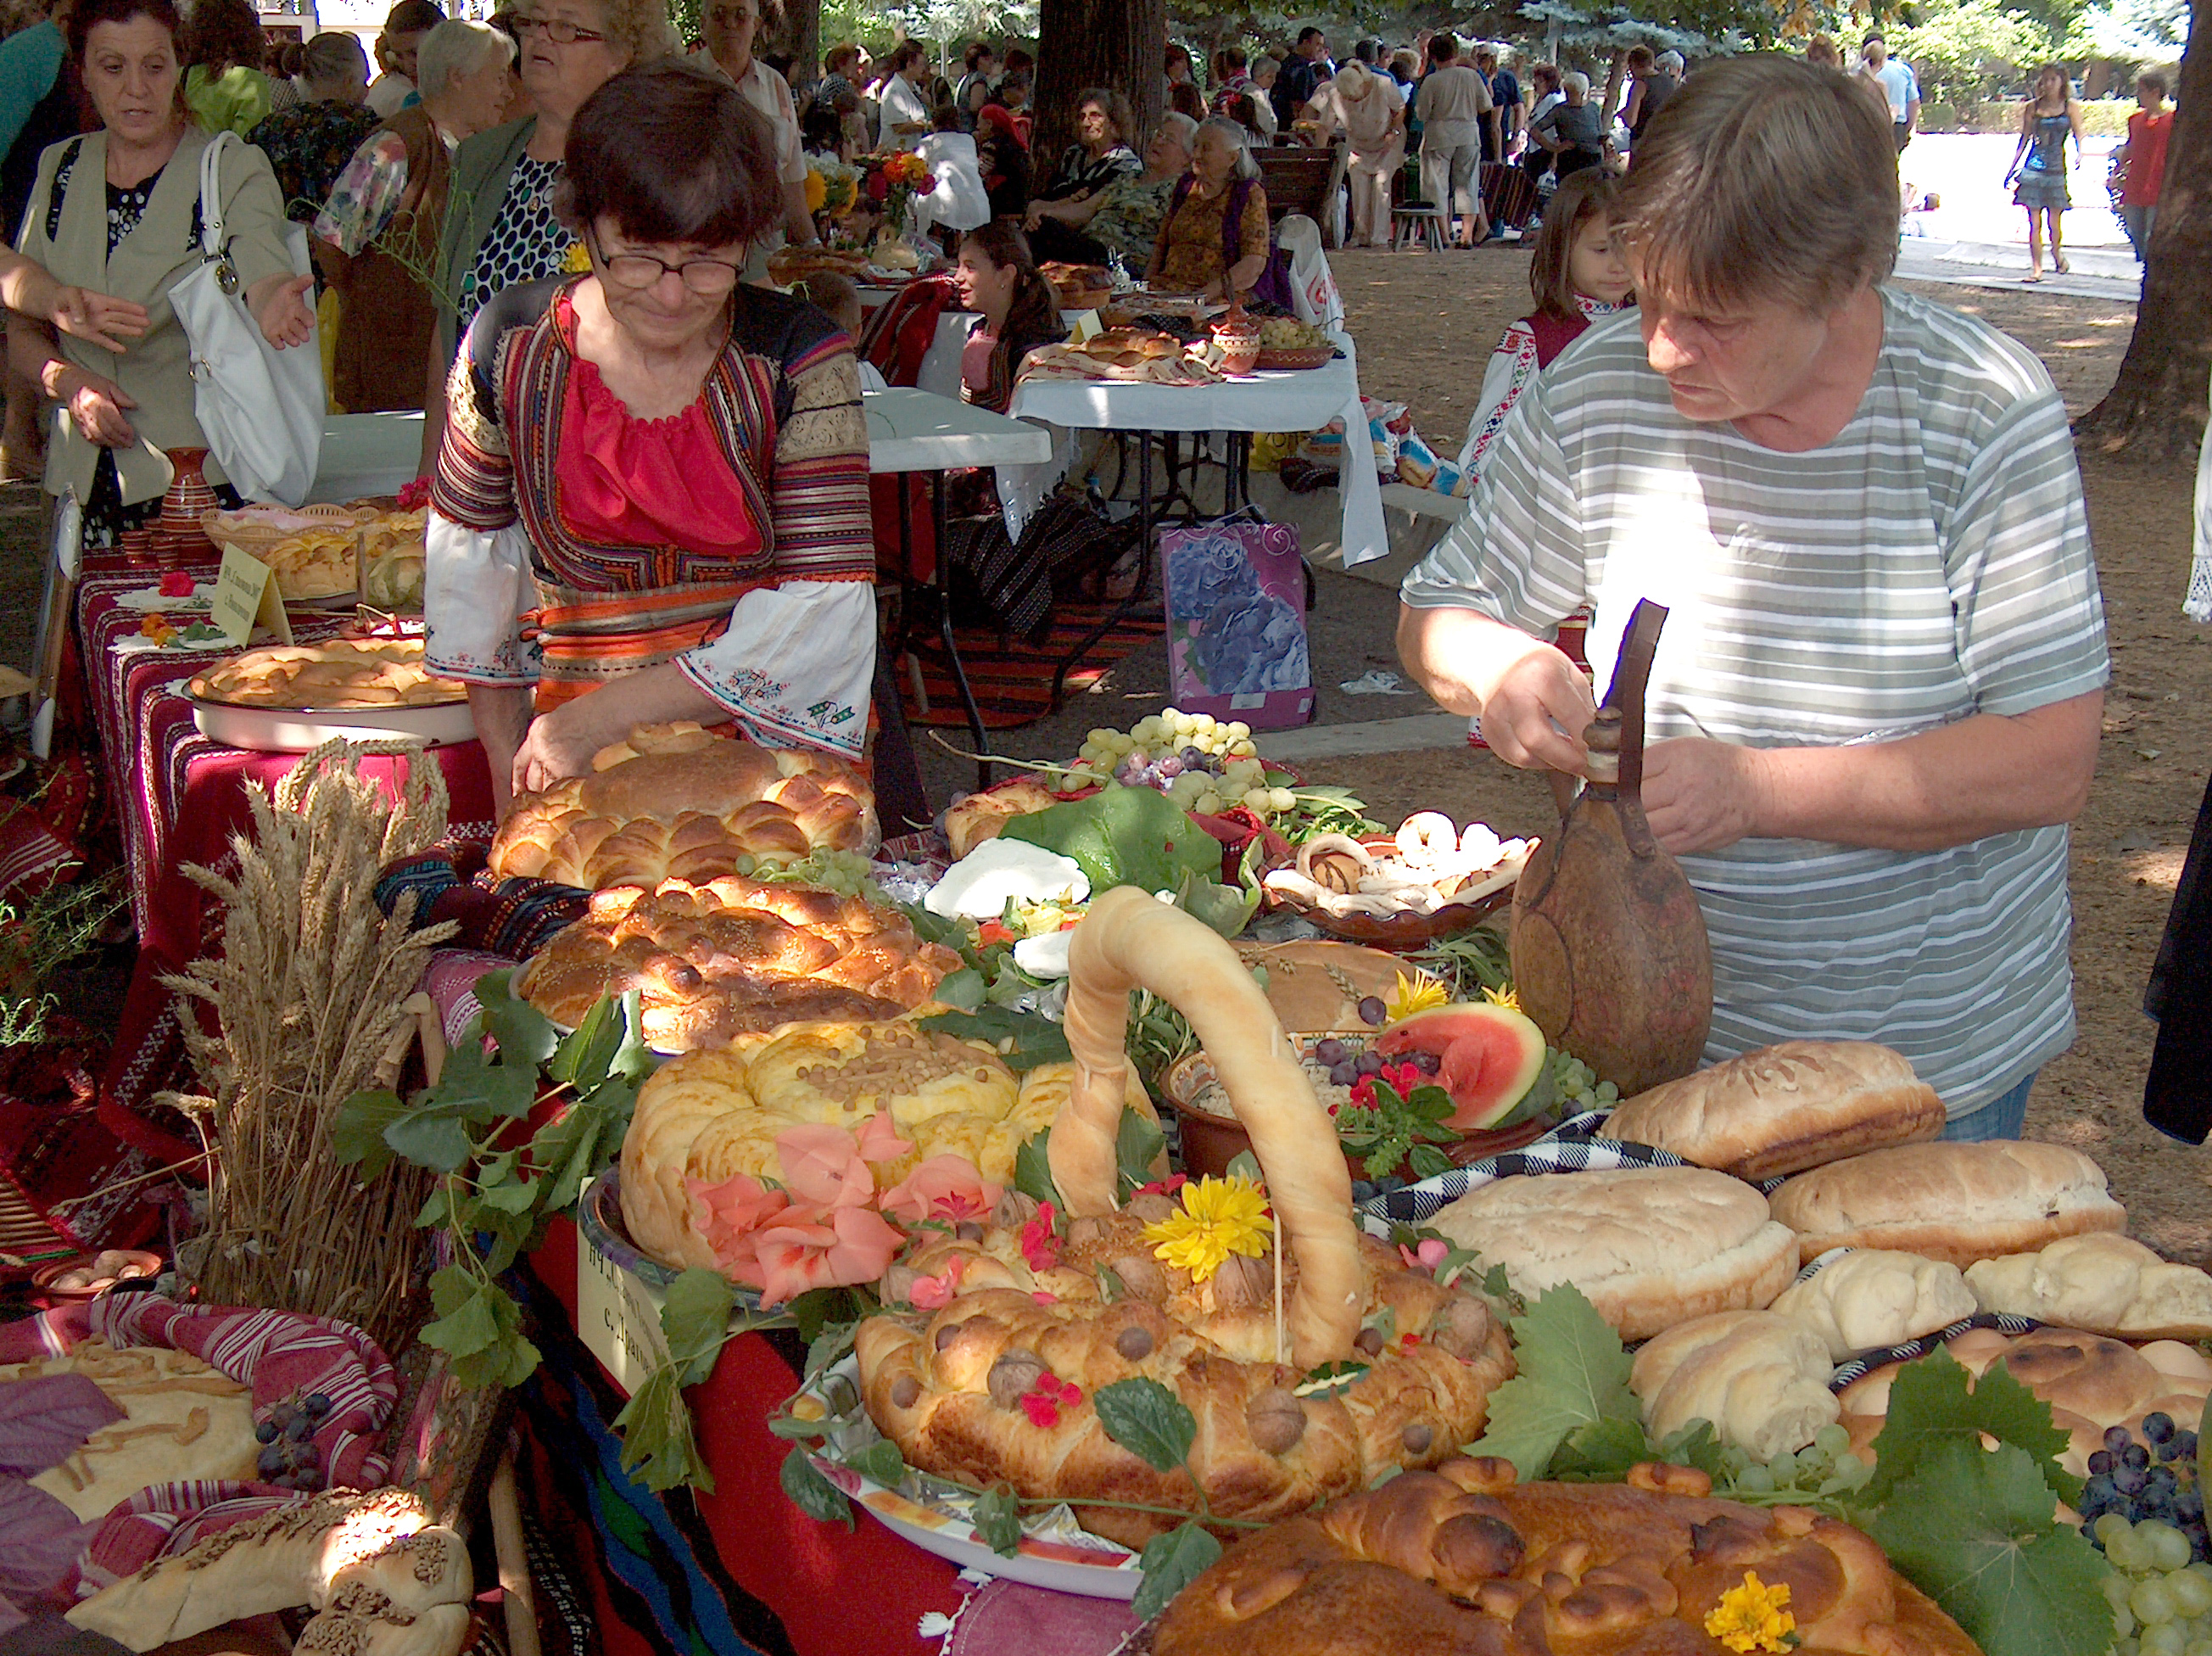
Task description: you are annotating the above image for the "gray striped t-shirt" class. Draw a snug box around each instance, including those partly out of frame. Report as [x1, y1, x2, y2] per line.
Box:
[1403, 288, 2109, 1121]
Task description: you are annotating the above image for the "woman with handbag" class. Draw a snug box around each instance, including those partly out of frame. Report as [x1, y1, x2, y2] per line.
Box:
[425, 63, 875, 814]
[9, 0, 313, 546]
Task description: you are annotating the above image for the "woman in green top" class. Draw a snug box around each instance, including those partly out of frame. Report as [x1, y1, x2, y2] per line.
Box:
[181, 0, 270, 136]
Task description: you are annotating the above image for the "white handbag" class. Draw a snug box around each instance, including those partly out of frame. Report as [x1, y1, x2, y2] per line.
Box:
[167, 130, 323, 506]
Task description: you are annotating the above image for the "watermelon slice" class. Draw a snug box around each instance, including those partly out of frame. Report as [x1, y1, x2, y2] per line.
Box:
[1376, 1003, 1550, 1131]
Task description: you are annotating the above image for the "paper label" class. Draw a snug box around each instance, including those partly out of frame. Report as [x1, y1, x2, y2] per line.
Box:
[575, 1183, 671, 1398]
[1065, 309, 1102, 344]
[209, 544, 292, 646]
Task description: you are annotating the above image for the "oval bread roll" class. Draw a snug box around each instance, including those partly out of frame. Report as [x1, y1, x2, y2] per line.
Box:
[1428, 1166, 1798, 1341]
[1964, 1232, 2212, 1341]
[1768, 1248, 1978, 1361]
[1603, 1041, 1945, 1180]
[1765, 1141, 2126, 1268]
[1629, 1308, 1841, 1462]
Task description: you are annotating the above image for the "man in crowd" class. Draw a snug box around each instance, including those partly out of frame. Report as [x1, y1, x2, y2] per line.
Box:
[1475, 44, 1519, 159]
[2112, 70, 2171, 262]
[694, 0, 818, 250]
[1273, 26, 1332, 130]
[1859, 33, 1919, 151]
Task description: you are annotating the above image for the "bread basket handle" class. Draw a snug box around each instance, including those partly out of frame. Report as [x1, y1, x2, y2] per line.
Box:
[1053, 887, 1362, 1364]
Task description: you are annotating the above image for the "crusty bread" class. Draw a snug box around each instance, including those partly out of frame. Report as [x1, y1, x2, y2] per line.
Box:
[1604, 1041, 1946, 1179]
[1152, 1463, 1984, 1656]
[942, 778, 1064, 859]
[1629, 1309, 1841, 1462]
[489, 724, 878, 889]
[1767, 1142, 2127, 1268]
[1429, 1166, 1798, 1341]
[1769, 1248, 1979, 1361]
[1965, 1233, 2212, 1341]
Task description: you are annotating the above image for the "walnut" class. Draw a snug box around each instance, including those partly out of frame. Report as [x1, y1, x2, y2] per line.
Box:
[1212, 1253, 1270, 1309]
[1429, 1295, 1493, 1360]
[987, 1348, 1047, 1410]
[1114, 1325, 1154, 1361]
[1401, 1422, 1433, 1454]
[993, 1191, 1040, 1229]
[1246, 1388, 1306, 1455]
[1126, 1192, 1176, 1223]
[1109, 1252, 1169, 1300]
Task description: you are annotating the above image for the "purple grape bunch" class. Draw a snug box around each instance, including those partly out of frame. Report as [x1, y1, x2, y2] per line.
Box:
[253, 1391, 335, 1492]
[1310, 1036, 1441, 1092]
[1114, 745, 1223, 792]
[2081, 1413, 2207, 1564]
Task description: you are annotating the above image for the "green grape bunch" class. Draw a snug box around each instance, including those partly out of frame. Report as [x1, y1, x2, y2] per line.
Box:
[1714, 1424, 1874, 1507]
[2099, 1516, 2212, 1656]
[1065, 710, 1290, 820]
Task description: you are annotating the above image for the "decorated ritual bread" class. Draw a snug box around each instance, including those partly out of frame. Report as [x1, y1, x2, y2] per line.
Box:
[1766, 1248, 1980, 1362]
[1765, 1141, 2129, 1267]
[852, 890, 1515, 1546]
[1151, 1458, 1981, 1656]
[942, 778, 1067, 859]
[190, 638, 463, 710]
[1963, 1232, 2212, 1340]
[1629, 1309, 1842, 1462]
[1602, 1040, 1947, 1180]
[620, 1032, 1154, 1273]
[516, 875, 962, 1050]
[488, 723, 878, 888]
[1427, 1165, 1800, 1340]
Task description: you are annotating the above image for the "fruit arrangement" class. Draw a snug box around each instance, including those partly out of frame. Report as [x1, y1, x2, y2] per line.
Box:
[1063, 710, 1377, 840]
[1262, 813, 1533, 922]
[253, 1391, 334, 1491]
[1712, 1420, 1878, 1504]
[2084, 1413, 2207, 1564]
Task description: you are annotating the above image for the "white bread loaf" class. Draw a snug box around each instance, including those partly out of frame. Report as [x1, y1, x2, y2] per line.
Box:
[1428, 1166, 1798, 1340]
[1964, 1233, 2212, 1340]
[1629, 1309, 1841, 1462]
[1765, 1142, 2126, 1267]
[1605, 1042, 1945, 1180]
[1768, 1249, 1979, 1361]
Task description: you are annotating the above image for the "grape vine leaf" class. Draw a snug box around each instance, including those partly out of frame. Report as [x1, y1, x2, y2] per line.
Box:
[661, 1268, 738, 1386]
[973, 1485, 1022, 1557]
[779, 1444, 852, 1528]
[848, 1439, 906, 1488]
[613, 1363, 711, 1493]
[1114, 1104, 1166, 1195]
[1868, 1439, 2114, 1656]
[1012, 1130, 1063, 1209]
[1131, 1524, 1223, 1622]
[1547, 1414, 1658, 1483]
[1463, 1284, 1636, 1482]
[1093, 1378, 1197, 1474]
[1863, 1347, 2082, 1509]
[329, 1090, 406, 1178]
[473, 969, 558, 1066]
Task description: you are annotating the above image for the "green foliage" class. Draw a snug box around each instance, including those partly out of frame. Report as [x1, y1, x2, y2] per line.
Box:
[1131, 1525, 1223, 1620]
[1093, 1377, 1199, 1473]
[916, 1003, 1074, 1069]
[0, 873, 126, 1048]
[1895, 0, 2060, 105]
[1463, 1284, 1639, 1481]
[1859, 1347, 2083, 1512]
[1333, 1077, 1459, 1180]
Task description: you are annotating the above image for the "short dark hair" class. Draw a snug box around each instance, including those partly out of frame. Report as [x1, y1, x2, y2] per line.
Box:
[1528, 170, 1623, 321]
[69, 0, 177, 60]
[1168, 81, 1204, 120]
[561, 61, 782, 250]
[963, 39, 992, 70]
[931, 101, 960, 130]
[1213, 46, 1245, 76]
[180, 0, 262, 70]
[1075, 85, 1134, 145]
[1001, 46, 1032, 75]
[824, 42, 859, 73]
[1626, 44, 1654, 70]
[385, 0, 444, 34]
[1296, 25, 1323, 45]
[2138, 70, 2168, 96]
[1426, 31, 1457, 64]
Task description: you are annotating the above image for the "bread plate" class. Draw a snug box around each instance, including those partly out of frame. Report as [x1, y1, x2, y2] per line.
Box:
[800, 1357, 1142, 1598]
[187, 691, 477, 752]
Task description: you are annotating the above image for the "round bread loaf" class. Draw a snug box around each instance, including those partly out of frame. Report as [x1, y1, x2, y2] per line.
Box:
[1152, 1461, 1984, 1656]
[1768, 1247, 1979, 1361]
[1765, 1142, 2127, 1268]
[1427, 1166, 1798, 1340]
[1963, 1232, 2212, 1341]
[1629, 1309, 1841, 1462]
[1603, 1041, 1946, 1180]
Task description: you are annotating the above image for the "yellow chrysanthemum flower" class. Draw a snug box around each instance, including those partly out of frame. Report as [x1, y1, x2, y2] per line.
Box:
[561, 240, 593, 276]
[1143, 1174, 1273, 1283]
[803, 167, 828, 213]
[1706, 1571, 1796, 1654]
[1386, 971, 1449, 1023]
[1481, 983, 1523, 1014]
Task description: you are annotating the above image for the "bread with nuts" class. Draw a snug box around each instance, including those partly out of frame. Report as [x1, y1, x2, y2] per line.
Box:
[1151, 1460, 1982, 1656]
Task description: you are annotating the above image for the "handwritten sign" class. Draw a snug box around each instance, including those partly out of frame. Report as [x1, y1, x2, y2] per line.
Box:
[576, 1181, 672, 1398]
[208, 544, 291, 647]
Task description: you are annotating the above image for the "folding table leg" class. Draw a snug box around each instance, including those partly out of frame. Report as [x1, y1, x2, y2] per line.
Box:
[1050, 430, 1154, 710]
[928, 471, 993, 792]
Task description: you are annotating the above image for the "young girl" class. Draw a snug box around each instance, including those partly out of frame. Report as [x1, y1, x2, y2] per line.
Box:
[1455, 171, 1633, 487]
[952, 221, 1063, 413]
[2006, 64, 2085, 282]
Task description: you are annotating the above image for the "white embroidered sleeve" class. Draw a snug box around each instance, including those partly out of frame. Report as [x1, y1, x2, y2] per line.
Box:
[1456, 321, 1538, 483]
[423, 512, 539, 685]
[677, 579, 878, 758]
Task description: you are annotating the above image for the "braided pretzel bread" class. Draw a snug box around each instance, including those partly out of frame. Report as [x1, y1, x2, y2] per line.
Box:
[1155, 1461, 1984, 1656]
[1054, 887, 1360, 1364]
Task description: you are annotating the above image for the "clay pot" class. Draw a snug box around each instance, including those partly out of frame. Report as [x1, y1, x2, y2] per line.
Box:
[149, 449, 218, 566]
[1211, 316, 1261, 375]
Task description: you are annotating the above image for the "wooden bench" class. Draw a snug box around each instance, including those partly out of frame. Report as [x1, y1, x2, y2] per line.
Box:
[1254, 142, 1348, 247]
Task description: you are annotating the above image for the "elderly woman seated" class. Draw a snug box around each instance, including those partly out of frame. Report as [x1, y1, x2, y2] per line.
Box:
[1022, 113, 1193, 269]
[1147, 114, 1269, 301]
[1034, 86, 1139, 203]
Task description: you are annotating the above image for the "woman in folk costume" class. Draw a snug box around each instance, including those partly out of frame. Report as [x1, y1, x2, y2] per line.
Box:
[425, 60, 874, 814]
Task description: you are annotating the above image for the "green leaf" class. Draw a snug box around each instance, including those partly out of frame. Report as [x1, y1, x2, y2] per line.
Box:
[418, 1278, 501, 1359]
[475, 969, 559, 1066]
[612, 1362, 712, 1491]
[1869, 1440, 2114, 1656]
[661, 1268, 738, 1385]
[498, 1330, 544, 1390]
[779, 1444, 853, 1528]
[1175, 872, 1259, 940]
[549, 995, 624, 1089]
[1094, 1265, 1124, 1304]
[1131, 1523, 1222, 1621]
[789, 1286, 866, 1347]
[415, 1184, 452, 1230]
[1548, 1414, 1658, 1482]
[1464, 1284, 1636, 1482]
[919, 1005, 1073, 1071]
[804, 1318, 863, 1385]
[477, 1177, 539, 1214]
[1658, 1418, 1728, 1479]
[331, 1090, 406, 1176]
[848, 1439, 907, 1487]
[767, 1411, 832, 1442]
[1866, 1347, 2082, 1509]
[1012, 1130, 1062, 1208]
[1114, 1103, 1166, 1195]
[1000, 783, 1222, 895]
[607, 989, 656, 1083]
[382, 1107, 473, 1174]
[1406, 1144, 1455, 1178]
[1222, 1150, 1262, 1183]
[1294, 1360, 1372, 1399]
[1092, 1377, 1198, 1474]
[972, 1485, 1022, 1557]
[930, 966, 986, 1010]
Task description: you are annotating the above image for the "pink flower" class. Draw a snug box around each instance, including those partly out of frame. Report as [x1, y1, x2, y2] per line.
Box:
[775, 1122, 877, 1211]
[752, 1202, 907, 1306]
[854, 1111, 913, 1166]
[1135, 1175, 1188, 1199]
[1398, 1238, 1450, 1273]
[879, 1155, 1003, 1227]
[1018, 1373, 1082, 1428]
[908, 1253, 967, 1310]
[686, 1171, 795, 1273]
[1031, 1291, 1058, 1305]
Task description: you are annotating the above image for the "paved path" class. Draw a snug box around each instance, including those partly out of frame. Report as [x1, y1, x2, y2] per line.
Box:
[1892, 131, 2144, 303]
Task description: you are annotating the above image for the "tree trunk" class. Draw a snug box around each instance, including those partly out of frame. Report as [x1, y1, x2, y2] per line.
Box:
[1035, 0, 1165, 173]
[1600, 48, 1628, 133]
[765, 0, 818, 93]
[2076, 0, 2211, 462]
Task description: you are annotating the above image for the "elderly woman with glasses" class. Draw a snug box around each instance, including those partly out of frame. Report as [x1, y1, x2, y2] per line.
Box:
[426, 62, 874, 812]
[1148, 114, 1268, 301]
[419, 0, 673, 467]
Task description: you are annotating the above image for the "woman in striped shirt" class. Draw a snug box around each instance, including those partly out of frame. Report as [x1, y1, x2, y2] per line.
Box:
[1399, 55, 2108, 1141]
[425, 61, 873, 814]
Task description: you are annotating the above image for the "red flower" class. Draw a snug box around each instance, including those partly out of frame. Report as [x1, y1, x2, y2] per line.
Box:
[158, 571, 195, 598]
[1134, 1175, 1188, 1199]
[1019, 1372, 1081, 1427]
[1019, 1201, 1061, 1273]
[1349, 1075, 1377, 1109]
[1031, 1290, 1059, 1305]
[394, 475, 433, 510]
[865, 172, 891, 202]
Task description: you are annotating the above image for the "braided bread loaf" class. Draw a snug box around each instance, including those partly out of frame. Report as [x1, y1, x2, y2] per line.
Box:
[517, 876, 961, 1052]
[857, 1206, 1512, 1547]
[489, 724, 878, 890]
[1155, 1460, 1983, 1656]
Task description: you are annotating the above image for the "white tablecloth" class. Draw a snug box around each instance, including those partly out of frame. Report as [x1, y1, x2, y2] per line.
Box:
[863, 386, 1053, 473]
[1007, 345, 1387, 565]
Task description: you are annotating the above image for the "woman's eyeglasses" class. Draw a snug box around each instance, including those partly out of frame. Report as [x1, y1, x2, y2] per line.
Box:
[515, 15, 607, 44]
[589, 229, 741, 294]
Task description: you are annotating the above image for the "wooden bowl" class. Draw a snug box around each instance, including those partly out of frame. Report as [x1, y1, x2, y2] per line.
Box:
[1256, 345, 1337, 371]
[1265, 881, 1517, 946]
[34, 1248, 161, 1301]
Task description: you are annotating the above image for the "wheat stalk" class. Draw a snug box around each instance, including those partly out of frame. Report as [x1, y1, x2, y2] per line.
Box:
[161, 741, 457, 1350]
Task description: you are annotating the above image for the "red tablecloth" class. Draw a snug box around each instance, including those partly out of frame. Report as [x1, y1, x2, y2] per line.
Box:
[71, 554, 496, 1125]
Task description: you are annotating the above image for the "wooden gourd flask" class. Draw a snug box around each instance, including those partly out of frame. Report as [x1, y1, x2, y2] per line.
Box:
[1509, 598, 1715, 1096]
